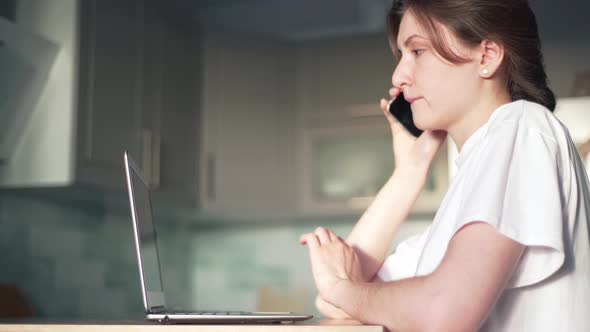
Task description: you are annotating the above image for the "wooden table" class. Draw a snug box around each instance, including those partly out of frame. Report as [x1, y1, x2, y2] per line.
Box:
[0, 320, 384, 332]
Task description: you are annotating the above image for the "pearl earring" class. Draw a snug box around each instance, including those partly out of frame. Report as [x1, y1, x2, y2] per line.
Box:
[482, 69, 489, 76]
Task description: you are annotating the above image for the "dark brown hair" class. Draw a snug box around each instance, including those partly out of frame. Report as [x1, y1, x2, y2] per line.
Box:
[388, 0, 556, 112]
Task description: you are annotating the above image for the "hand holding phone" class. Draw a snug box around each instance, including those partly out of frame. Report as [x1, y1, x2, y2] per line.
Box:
[387, 93, 423, 137]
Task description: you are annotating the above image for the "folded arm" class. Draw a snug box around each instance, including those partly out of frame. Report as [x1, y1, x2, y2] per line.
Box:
[329, 222, 525, 332]
[317, 166, 428, 319]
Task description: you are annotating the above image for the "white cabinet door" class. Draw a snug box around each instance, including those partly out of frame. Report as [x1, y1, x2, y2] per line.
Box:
[79, 0, 200, 204]
[76, 0, 145, 190]
[148, 14, 200, 208]
[200, 34, 296, 219]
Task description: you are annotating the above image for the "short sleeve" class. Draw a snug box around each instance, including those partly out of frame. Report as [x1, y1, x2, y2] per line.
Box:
[455, 125, 565, 288]
[377, 226, 431, 281]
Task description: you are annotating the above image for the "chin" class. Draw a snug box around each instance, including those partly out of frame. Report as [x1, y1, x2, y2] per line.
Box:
[411, 104, 441, 131]
[412, 115, 429, 131]
[413, 118, 443, 133]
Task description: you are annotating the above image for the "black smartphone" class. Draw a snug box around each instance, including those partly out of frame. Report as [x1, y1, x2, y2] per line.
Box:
[387, 93, 423, 137]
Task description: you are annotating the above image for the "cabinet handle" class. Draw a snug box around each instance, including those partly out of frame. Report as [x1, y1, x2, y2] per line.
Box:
[151, 133, 161, 189]
[141, 129, 152, 185]
[140, 129, 160, 189]
[207, 152, 216, 201]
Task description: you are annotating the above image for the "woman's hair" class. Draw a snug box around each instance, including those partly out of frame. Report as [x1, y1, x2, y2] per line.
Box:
[388, 0, 556, 112]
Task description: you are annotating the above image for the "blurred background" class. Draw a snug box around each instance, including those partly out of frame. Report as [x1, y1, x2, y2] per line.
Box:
[0, 0, 588, 320]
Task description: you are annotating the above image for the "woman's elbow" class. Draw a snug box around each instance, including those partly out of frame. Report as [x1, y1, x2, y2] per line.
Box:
[416, 303, 481, 332]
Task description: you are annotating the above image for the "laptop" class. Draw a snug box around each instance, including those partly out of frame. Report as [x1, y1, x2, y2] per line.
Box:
[123, 151, 312, 324]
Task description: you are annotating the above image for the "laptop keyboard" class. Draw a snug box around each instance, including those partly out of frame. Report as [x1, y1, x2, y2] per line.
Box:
[172, 311, 250, 316]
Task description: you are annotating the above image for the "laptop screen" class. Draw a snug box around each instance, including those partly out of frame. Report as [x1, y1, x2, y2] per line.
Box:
[126, 155, 167, 311]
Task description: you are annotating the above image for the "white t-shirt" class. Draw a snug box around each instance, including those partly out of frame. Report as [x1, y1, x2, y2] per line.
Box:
[377, 100, 590, 331]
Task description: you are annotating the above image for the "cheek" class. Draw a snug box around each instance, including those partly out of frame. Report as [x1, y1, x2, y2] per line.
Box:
[414, 61, 450, 102]
[410, 91, 455, 130]
[415, 69, 472, 122]
[409, 101, 434, 129]
[411, 58, 477, 130]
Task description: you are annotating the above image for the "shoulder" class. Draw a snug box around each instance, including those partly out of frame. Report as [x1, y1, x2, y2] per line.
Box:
[485, 100, 565, 147]
[460, 100, 565, 177]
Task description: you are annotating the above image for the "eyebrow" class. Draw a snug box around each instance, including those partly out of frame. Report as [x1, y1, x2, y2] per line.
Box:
[397, 34, 427, 50]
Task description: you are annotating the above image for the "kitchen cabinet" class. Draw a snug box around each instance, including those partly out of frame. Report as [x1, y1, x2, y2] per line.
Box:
[0, 0, 200, 208]
[198, 33, 297, 219]
[298, 118, 449, 216]
[77, 0, 200, 206]
[76, 0, 149, 190]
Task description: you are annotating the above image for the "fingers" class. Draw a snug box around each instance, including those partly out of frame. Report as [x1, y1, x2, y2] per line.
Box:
[330, 231, 341, 242]
[380, 98, 394, 123]
[299, 233, 320, 249]
[382, 86, 401, 114]
[380, 98, 406, 137]
[299, 227, 341, 246]
[389, 87, 401, 98]
[314, 227, 332, 244]
[380, 88, 404, 130]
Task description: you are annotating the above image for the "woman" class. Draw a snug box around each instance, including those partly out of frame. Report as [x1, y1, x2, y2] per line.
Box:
[299, 0, 590, 331]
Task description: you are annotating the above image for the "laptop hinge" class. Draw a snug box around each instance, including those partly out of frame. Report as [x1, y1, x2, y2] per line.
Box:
[149, 305, 166, 313]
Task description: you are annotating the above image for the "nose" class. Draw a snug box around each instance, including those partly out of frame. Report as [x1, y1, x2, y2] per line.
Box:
[391, 59, 412, 89]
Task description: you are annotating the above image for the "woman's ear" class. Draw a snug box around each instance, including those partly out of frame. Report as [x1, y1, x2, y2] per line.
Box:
[478, 40, 504, 79]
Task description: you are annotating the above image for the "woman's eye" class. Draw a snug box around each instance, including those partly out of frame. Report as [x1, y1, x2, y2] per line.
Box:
[413, 49, 424, 56]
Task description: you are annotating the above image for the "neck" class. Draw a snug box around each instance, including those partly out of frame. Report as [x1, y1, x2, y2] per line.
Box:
[448, 87, 512, 151]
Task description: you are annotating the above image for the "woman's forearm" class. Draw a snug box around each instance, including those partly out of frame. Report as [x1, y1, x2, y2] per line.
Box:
[329, 276, 434, 332]
[315, 296, 351, 319]
[346, 167, 428, 280]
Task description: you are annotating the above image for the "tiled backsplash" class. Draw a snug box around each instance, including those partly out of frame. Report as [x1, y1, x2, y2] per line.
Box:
[0, 192, 429, 320]
[0, 194, 143, 319]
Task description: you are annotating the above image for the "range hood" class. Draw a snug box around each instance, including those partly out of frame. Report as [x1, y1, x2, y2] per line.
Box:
[0, 17, 58, 161]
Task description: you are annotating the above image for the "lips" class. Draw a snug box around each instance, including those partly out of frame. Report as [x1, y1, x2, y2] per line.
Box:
[404, 95, 421, 103]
